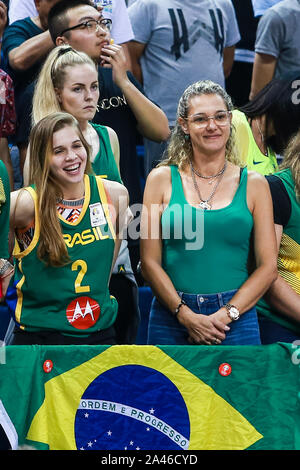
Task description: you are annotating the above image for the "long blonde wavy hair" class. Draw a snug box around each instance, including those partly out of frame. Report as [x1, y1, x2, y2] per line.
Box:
[160, 80, 241, 169]
[280, 131, 300, 200]
[29, 112, 92, 267]
[32, 45, 98, 125]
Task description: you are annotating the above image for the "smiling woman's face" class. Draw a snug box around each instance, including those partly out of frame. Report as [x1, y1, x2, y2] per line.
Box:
[49, 124, 87, 188]
[180, 93, 232, 156]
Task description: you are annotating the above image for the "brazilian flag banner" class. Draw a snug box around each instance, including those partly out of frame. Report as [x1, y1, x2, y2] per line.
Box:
[0, 343, 300, 450]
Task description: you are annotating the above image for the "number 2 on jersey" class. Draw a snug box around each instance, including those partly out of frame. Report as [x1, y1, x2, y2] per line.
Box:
[72, 260, 91, 293]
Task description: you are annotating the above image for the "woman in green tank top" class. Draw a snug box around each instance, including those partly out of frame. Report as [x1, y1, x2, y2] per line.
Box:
[10, 112, 129, 345]
[141, 80, 278, 346]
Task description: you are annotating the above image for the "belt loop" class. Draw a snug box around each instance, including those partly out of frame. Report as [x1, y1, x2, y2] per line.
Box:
[218, 292, 224, 308]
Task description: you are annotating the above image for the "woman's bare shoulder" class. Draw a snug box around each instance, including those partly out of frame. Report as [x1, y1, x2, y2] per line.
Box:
[247, 169, 269, 189]
[145, 165, 172, 186]
[101, 178, 128, 199]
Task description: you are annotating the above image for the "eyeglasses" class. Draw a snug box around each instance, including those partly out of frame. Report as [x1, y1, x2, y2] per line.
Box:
[184, 111, 231, 128]
[60, 18, 112, 36]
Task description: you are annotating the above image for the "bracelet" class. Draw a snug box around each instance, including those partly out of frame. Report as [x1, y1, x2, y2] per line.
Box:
[0, 260, 13, 277]
[173, 299, 186, 316]
[1, 267, 14, 279]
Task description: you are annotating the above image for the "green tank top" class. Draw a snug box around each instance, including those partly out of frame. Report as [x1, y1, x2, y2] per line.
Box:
[257, 168, 300, 334]
[161, 165, 253, 294]
[91, 123, 122, 183]
[13, 174, 118, 335]
[232, 110, 278, 175]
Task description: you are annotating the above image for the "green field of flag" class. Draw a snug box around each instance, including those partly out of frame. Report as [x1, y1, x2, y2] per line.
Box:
[0, 343, 300, 450]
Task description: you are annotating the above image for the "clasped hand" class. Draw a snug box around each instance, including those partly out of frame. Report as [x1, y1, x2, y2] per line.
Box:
[183, 309, 230, 345]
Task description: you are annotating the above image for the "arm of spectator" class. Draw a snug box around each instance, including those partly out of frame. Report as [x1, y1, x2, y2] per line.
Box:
[101, 43, 170, 142]
[8, 29, 54, 72]
[263, 224, 300, 321]
[223, 45, 235, 78]
[127, 40, 145, 84]
[249, 52, 277, 100]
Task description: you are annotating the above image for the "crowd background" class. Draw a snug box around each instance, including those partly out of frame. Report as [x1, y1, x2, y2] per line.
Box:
[0, 0, 299, 347]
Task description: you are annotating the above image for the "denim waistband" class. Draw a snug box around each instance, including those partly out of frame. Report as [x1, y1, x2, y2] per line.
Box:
[177, 289, 237, 310]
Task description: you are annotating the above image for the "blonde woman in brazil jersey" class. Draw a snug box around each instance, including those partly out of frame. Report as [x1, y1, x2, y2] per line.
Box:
[10, 112, 129, 345]
[141, 80, 278, 346]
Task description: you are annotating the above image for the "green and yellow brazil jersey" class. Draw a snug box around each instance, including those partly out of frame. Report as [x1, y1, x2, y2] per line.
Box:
[13, 175, 117, 335]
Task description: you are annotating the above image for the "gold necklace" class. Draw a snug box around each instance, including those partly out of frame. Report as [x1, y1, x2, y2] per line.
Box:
[190, 161, 227, 210]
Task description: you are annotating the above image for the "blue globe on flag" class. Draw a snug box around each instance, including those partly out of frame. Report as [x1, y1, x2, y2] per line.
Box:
[75, 365, 190, 450]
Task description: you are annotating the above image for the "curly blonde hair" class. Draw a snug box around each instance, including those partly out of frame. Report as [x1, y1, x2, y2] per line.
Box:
[159, 80, 242, 169]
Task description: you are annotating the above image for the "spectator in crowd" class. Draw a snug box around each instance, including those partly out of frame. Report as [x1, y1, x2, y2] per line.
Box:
[257, 132, 300, 343]
[250, 0, 300, 99]
[47, 0, 170, 278]
[140, 80, 277, 346]
[10, 112, 129, 345]
[26, 45, 120, 183]
[127, 0, 241, 174]
[8, 0, 134, 70]
[23, 45, 139, 344]
[233, 75, 300, 174]
[2, 0, 62, 173]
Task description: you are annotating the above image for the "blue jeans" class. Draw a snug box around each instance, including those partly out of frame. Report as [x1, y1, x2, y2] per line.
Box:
[147, 289, 261, 346]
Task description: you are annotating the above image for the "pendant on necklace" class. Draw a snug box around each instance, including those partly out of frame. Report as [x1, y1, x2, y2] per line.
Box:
[199, 201, 211, 210]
